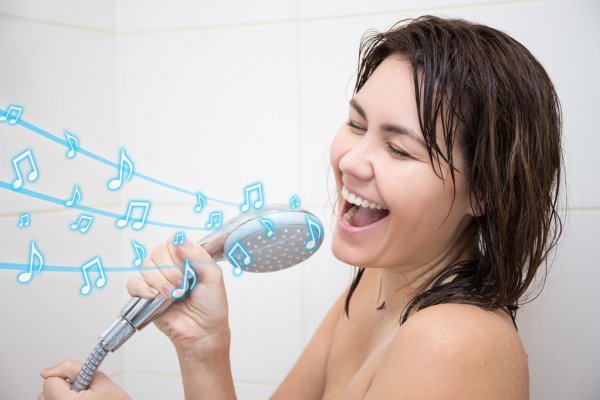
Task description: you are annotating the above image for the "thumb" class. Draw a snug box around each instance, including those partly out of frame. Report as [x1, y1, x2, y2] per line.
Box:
[176, 241, 223, 285]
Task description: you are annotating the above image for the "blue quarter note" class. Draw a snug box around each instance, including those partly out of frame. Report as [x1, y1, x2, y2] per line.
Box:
[259, 217, 275, 238]
[171, 259, 198, 300]
[17, 241, 44, 284]
[65, 184, 82, 207]
[304, 214, 322, 251]
[107, 147, 134, 191]
[226, 241, 252, 276]
[64, 130, 79, 159]
[131, 240, 146, 268]
[194, 192, 207, 213]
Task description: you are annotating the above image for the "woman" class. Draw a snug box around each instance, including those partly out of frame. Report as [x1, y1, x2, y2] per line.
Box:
[39, 15, 563, 399]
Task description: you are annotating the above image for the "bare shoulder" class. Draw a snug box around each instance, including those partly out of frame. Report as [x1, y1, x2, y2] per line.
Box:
[364, 303, 529, 400]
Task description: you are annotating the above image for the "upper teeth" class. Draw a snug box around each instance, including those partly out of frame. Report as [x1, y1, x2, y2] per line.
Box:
[341, 186, 388, 210]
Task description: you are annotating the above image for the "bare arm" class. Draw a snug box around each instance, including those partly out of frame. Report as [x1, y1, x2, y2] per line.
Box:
[270, 289, 347, 400]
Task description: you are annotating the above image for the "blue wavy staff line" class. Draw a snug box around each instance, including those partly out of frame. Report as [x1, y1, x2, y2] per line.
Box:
[1, 108, 239, 207]
[0, 180, 216, 231]
[0, 258, 226, 273]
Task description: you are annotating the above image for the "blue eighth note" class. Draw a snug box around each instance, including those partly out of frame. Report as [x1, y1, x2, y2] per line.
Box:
[226, 241, 252, 276]
[131, 240, 146, 268]
[240, 182, 264, 213]
[11, 148, 39, 190]
[205, 211, 223, 230]
[194, 192, 207, 213]
[18, 241, 44, 284]
[64, 130, 79, 159]
[0, 104, 23, 125]
[289, 195, 300, 209]
[259, 217, 275, 238]
[174, 231, 186, 246]
[107, 147, 134, 191]
[304, 214, 322, 251]
[116, 200, 151, 231]
[65, 184, 82, 207]
[171, 259, 198, 300]
[70, 214, 94, 234]
[17, 213, 30, 228]
[80, 256, 106, 296]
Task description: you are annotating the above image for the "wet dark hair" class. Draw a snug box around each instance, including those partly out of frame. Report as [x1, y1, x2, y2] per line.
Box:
[342, 15, 564, 328]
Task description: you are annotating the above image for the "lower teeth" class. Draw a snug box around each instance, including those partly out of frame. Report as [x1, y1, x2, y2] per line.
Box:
[343, 205, 359, 225]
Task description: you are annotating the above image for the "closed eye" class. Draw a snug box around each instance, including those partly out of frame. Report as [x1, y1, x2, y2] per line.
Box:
[346, 120, 411, 158]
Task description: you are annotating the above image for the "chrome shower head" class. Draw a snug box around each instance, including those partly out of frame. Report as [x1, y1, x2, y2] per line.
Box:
[198, 204, 324, 274]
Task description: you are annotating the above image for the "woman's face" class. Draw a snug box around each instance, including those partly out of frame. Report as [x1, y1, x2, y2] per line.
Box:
[330, 56, 474, 271]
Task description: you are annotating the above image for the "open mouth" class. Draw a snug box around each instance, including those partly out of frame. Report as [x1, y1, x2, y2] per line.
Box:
[341, 199, 390, 228]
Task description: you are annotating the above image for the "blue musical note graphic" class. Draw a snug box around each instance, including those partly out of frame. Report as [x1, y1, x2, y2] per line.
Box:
[259, 217, 275, 238]
[70, 214, 94, 234]
[64, 184, 82, 207]
[64, 130, 79, 159]
[174, 231, 186, 246]
[131, 240, 146, 268]
[240, 182, 264, 213]
[226, 241, 252, 276]
[171, 259, 198, 300]
[11, 148, 39, 190]
[205, 211, 223, 230]
[304, 214, 322, 251]
[289, 195, 301, 209]
[1, 104, 23, 125]
[18, 241, 44, 284]
[107, 147, 134, 191]
[194, 192, 207, 213]
[79, 256, 106, 296]
[17, 213, 30, 228]
[116, 200, 151, 231]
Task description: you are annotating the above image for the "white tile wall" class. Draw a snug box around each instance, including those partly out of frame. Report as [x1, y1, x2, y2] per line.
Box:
[0, 0, 115, 31]
[1, 1, 598, 399]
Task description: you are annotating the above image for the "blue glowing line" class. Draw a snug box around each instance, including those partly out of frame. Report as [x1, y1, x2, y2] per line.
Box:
[0, 180, 217, 231]
[0, 259, 225, 273]
[1, 108, 239, 207]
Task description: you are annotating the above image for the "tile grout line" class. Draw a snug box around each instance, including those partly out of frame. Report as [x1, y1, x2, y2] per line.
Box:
[0, 0, 557, 36]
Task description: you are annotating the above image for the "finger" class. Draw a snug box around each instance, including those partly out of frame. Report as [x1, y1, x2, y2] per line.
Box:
[153, 240, 185, 286]
[126, 276, 160, 299]
[43, 377, 74, 399]
[40, 359, 81, 382]
[176, 241, 223, 285]
[138, 249, 176, 297]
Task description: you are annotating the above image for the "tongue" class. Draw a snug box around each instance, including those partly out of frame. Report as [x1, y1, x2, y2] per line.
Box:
[351, 206, 389, 227]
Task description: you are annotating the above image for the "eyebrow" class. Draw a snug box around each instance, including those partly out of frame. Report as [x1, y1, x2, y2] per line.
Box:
[349, 98, 426, 149]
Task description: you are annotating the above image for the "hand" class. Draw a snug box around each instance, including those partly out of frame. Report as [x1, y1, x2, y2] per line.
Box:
[127, 237, 230, 358]
[38, 359, 130, 400]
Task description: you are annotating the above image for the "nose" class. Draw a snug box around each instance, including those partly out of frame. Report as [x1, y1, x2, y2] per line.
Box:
[338, 138, 375, 182]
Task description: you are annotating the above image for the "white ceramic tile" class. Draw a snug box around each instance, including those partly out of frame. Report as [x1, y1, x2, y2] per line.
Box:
[118, 0, 295, 33]
[123, 372, 184, 399]
[299, 0, 600, 208]
[117, 23, 299, 206]
[298, 15, 401, 205]
[0, 211, 127, 400]
[0, 16, 119, 213]
[517, 209, 600, 400]
[0, 0, 115, 31]
[298, 0, 519, 19]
